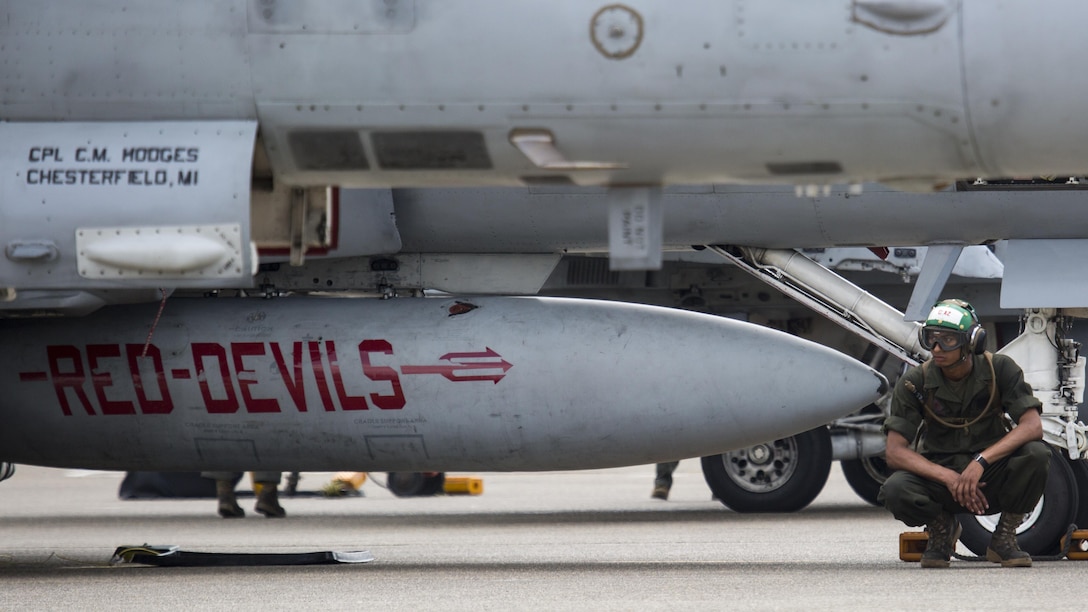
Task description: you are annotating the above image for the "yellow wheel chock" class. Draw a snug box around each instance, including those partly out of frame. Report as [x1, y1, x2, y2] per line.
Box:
[899, 531, 928, 562]
[443, 476, 484, 495]
[1061, 529, 1088, 560]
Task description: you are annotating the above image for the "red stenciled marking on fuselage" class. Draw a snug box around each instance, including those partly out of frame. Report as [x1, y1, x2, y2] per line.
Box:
[232, 342, 280, 413]
[47, 345, 95, 416]
[23, 340, 504, 416]
[36, 345, 174, 416]
[359, 339, 406, 409]
[325, 340, 369, 410]
[126, 344, 173, 414]
[87, 344, 136, 415]
[270, 341, 307, 412]
[308, 341, 337, 412]
[192, 342, 239, 414]
[401, 348, 512, 384]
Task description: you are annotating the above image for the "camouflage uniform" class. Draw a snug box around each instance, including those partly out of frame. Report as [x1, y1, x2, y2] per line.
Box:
[879, 352, 1049, 527]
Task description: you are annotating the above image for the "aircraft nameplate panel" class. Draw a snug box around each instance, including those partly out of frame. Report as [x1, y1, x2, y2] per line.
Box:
[0, 121, 257, 290]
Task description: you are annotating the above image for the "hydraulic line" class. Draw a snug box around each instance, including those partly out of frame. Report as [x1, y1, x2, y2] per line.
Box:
[708, 245, 929, 365]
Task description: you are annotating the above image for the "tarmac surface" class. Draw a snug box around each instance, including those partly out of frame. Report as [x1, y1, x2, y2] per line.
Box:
[0, 462, 1083, 611]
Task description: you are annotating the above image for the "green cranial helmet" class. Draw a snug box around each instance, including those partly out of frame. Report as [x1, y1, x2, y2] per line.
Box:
[918, 299, 986, 354]
[924, 300, 976, 332]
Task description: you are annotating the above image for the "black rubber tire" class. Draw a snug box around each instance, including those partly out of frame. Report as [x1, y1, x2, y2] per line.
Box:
[957, 445, 1079, 556]
[701, 427, 832, 513]
[1069, 458, 1088, 529]
[387, 472, 446, 497]
[840, 455, 891, 507]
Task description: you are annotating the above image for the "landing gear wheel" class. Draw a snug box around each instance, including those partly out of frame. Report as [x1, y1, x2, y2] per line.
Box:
[1068, 458, 1088, 529]
[701, 426, 832, 513]
[840, 455, 891, 507]
[387, 472, 446, 497]
[957, 445, 1079, 556]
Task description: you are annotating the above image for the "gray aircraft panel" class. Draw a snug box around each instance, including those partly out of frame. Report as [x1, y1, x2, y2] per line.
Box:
[960, 4, 1086, 175]
[1002, 239, 1088, 308]
[385, 184, 1088, 253]
[6, 1, 1088, 185]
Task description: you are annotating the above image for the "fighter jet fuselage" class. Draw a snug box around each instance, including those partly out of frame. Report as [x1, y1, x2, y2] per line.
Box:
[3, 1, 1086, 188]
[0, 1, 1081, 480]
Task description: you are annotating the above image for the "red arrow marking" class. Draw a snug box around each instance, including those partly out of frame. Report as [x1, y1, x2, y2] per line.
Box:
[401, 347, 512, 384]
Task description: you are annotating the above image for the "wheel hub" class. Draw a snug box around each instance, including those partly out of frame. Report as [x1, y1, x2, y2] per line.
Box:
[723, 438, 799, 493]
[748, 444, 772, 465]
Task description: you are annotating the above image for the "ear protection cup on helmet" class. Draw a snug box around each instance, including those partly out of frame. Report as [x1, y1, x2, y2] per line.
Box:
[967, 324, 986, 355]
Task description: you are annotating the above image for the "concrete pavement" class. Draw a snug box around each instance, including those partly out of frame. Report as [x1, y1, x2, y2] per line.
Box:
[0, 462, 1082, 611]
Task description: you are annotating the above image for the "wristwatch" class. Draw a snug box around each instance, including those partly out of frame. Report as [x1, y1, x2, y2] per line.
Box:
[973, 453, 990, 469]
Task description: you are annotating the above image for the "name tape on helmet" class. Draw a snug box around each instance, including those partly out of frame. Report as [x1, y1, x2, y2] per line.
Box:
[929, 306, 965, 327]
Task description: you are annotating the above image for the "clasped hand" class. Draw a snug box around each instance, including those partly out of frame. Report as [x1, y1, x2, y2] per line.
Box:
[950, 462, 988, 515]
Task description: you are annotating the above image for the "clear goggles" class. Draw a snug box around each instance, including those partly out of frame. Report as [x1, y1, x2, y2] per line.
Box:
[920, 328, 967, 352]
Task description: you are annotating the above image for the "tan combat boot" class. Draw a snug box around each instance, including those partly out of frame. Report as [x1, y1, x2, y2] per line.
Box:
[215, 479, 245, 519]
[254, 482, 286, 518]
[920, 511, 961, 568]
[986, 513, 1032, 567]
